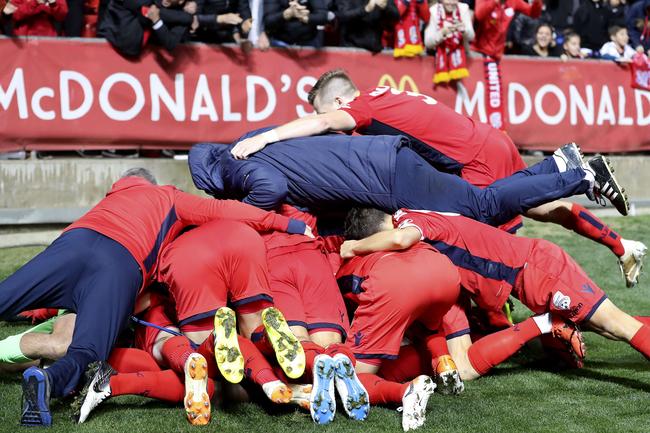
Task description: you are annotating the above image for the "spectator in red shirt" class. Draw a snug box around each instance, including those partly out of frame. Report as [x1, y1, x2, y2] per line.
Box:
[472, 0, 543, 60]
[2, 0, 67, 36]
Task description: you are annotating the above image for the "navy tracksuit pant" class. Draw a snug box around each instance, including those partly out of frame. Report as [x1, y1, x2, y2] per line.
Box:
[0, 228, 142, 397]
[393, 148, 588, 227]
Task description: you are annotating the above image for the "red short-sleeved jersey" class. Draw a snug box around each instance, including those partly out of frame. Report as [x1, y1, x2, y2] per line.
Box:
[393, 208, 535, 311]
[339, 86, 492, 173]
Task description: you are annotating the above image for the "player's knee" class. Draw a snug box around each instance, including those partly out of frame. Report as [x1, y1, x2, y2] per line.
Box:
[49, 335, 73, 359]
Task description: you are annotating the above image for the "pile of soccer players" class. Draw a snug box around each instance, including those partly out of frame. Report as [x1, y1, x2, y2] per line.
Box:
[1, 69, 649, 431]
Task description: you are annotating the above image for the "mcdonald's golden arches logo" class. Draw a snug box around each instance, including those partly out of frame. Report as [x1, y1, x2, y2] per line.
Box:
[377, 74, 419, 93]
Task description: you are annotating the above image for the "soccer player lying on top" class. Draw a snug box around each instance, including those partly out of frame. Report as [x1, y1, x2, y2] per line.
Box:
[190, 130, 624, 233]
[340, 207, 650, 382]
[231, 68, 646, 288]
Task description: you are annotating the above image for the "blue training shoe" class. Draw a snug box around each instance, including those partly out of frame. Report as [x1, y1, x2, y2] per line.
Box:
[333, 353, 370, 421]
[310, 354, 336, 425]
[21, 366, 52, 426]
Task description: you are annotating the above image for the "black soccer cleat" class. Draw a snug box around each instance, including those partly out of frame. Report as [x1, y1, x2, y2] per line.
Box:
[21, 367, 52, 426]
[587, 155, 629, 216]
[553, 142, 585, 171]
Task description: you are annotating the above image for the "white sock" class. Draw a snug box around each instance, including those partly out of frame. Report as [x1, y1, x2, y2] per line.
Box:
[552, 153, 568, 173]
[532, 313, 553, 334]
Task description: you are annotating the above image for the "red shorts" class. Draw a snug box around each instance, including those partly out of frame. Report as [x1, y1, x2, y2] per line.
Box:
[346, 249, 460, 364]
[134, 297, 176, 355]
[462, 129, 527, 233]
[158, 219, 273, 329]
[514, 239, 607, 324]
[268, 248, 350, 338]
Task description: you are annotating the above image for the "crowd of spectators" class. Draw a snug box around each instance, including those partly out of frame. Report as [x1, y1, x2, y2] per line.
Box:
[1, 0, 649, 62]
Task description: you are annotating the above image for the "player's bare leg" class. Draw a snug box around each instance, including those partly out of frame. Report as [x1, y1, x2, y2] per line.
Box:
[584, 298, 644, 343]
[20, 313, 76, 361]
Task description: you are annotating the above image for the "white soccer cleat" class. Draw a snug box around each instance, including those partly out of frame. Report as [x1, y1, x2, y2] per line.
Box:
[309, 354, 336, 425]
[261, 380, 292, 404]
[399, 375, 435, 432]
[184, 353, 211, 425]
[619, 239, 648, 288]
[76, 361, 114, 424]
[288, 383, 312, 410]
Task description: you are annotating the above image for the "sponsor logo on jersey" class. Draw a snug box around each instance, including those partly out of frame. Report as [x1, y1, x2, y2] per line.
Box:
[552, 291, 571, 310]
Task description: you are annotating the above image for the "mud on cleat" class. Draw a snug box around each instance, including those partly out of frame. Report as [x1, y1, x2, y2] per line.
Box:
[587, 155, 630, 216]
[553, 142, 585, 171]
[433, 355, 464, 395]
[551, 316, 586, 361]
[21, 366, 52, 426]
[262, 307, 305, 379]
[619, 239, 647, 288]
[332, 353, 370, 421]
[74, 361, 115, 424]
[399, 375, 435, 432]
[213, 307, 245, 384]
[310, 354, 336, 425]
[184, 353, 211, 425]
[261, 380, 293, 404]
[288, 384, 312, 410]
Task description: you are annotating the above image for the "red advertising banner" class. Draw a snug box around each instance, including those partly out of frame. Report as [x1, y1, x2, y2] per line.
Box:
[1, 37, 649, 153]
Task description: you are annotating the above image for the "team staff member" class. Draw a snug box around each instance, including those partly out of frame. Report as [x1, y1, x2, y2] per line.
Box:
[229, 69, 647, 288]
[0, 167, 310, 427]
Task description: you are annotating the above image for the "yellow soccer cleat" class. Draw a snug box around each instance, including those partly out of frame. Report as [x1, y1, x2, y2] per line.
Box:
[184, 353, 211, 426]
[261, 307, 306, 379]
[213, 307, 245, 384]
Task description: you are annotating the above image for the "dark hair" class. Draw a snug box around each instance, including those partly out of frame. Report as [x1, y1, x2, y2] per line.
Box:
[563, 31, 580, 43]
[343, 208, 388, 240]
[608, 25, 624, 37]
[308, 69, 358, 106]
[534, 22, 553, 35]
[121, 167, 158, 185]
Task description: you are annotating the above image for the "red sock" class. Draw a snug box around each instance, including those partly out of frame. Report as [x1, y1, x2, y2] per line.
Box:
[423, 333, 449, 369]
[161, 336, 195, 374]
[634, 316, 650, 327]
[379, 345, 431, 383]
[630, 325, 650, 360]
[299, 341, 325, 377]
[196, 334, 222, 379]
[467, 317, 542, 376]
[565, 204, 624, 256]
[238, 336, 279, 385]
[358, 373, 408, 405]
[325, 343, 355, 366]
[109, 370, 215, 403]
[251, 325, 274, 356]
[108, 348, 161, 373]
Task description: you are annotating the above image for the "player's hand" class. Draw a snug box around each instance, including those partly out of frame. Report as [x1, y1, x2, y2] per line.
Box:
[303, 226, 315, 239]
[231, 134, 269, 159]
[3, 1, 17, 14]
[241, 18, 252, 34]
[183, 0, 197, 14]
[375, 0, 387, 9]
[258, 31, 270, 50]
[340, 240, 357, 259]
[217, 13, 242, 25]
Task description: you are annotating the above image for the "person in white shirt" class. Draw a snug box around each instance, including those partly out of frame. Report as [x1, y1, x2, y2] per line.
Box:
[600, 25, 636, 61]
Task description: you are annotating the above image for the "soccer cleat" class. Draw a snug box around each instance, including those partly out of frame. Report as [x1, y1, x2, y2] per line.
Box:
[184, 353, 211, 425]
[433, 355, 464, 395]
[619, 239, 647, 288]
[332, 353, 370, 421]
[261, 307, 305, 379]
[75, 361, 115, 424]
[550, 316, 586, 361]
[310, 354, 336, 425]
[586, 155, 629, 216]
[213, 307, 245, 384]
[399, 375, 435, 432]
[21, 366, 52, 426]
[261, 380, 293, 404]
[288, 384, 312, 410]
[553, 142, 585, 172]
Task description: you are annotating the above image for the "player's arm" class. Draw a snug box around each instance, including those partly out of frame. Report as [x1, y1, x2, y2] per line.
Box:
[340, 226, 421, 258]
[230, 110, 357, 159]
[174, 190, 312, 237]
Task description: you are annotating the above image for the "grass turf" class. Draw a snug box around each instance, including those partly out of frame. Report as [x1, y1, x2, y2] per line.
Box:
[1, 217, 650, 432]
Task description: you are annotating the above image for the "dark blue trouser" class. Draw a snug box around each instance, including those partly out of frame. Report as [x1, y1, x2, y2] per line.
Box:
[0, 228, 141, 397]
[393, 148, 589, 227]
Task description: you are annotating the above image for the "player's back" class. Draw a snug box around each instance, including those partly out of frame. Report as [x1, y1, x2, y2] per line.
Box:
[342, 87, 492, 173]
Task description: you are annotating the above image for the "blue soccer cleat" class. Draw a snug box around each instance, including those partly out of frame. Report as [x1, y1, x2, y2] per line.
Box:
[21, 366, 52, 427]
[333, 353, 370, 421]
[310, 354, 336, 425]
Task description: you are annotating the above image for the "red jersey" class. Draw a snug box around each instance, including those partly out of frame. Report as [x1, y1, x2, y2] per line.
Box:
[11, 0, 67, 37]
[471, 0, 542, 59]
[340, 86, 492, 174]
[392, 208, 535, 311]
[66, 177, 296, 288]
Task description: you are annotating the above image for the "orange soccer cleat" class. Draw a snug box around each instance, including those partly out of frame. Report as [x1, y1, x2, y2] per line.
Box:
[433, 355, 464, 395]
[550, 316, 586, 362]
[184, 353, 211, 426]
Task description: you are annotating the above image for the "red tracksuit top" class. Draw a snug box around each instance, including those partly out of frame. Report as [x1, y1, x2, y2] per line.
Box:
[393, 208, 535, 312]
[65, 177, 296, 288]
[10, 0, 68, 37]
[471, 0, 542, 60]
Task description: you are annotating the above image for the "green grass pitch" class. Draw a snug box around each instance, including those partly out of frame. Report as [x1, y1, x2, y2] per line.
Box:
[1, 217, 649, 432]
